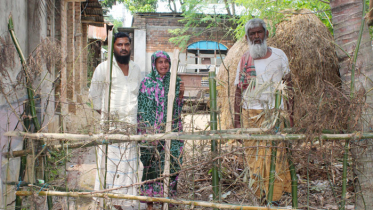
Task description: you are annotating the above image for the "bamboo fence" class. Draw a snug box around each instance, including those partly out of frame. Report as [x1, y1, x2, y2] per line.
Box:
[3, 12, 366, 210]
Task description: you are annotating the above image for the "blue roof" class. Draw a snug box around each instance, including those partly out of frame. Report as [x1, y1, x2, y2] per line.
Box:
[187, 41, 228, 51]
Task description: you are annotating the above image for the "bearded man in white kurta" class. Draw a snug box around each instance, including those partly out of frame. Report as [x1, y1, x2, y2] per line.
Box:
[234, 19, 291, 201]
[89, 32, 143, 209]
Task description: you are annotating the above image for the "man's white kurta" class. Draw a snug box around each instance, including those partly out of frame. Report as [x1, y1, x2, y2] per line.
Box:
[234, 47, 290, 110]
[89, 59, 142, 207]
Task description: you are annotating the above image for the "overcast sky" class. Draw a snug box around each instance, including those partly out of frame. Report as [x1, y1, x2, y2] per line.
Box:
[108, 2, 175, 27]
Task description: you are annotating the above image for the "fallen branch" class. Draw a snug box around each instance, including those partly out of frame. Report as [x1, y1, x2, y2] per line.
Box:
[16, 190, 294, 210]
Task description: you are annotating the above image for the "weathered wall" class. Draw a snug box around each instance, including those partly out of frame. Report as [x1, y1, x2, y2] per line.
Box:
[1, 0, 32, 208]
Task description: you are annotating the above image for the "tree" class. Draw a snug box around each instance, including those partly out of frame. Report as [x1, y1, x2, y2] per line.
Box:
[329, 0, 373, 209]
[233, 0, 332, 38]
[169, 0, 333, 48]
[99, 0, 158, 13]
[159, 0, 184, 12]
[105, 15, 123, 33]
[168, 0, 238, 49]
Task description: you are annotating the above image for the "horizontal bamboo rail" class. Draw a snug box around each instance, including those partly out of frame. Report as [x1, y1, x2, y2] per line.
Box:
[4, 130, 371, 142]
[16, 190, 294, 210]
[3, 130, 370, 158]
[2, 128, 346, 158]
[5, 182, 91, 193]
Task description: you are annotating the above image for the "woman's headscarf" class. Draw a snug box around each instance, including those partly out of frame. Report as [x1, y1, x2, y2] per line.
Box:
[150, 50, 171, 80]
[138, 50, 183, 133]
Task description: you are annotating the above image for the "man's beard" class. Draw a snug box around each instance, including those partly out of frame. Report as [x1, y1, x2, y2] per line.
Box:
[248, 39, 267, 59]
[114, 51, 130, 64]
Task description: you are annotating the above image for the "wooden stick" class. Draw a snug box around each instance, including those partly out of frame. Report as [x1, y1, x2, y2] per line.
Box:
[4, 130, 372, 142]
[15, 191, 295, 210]
[163, 49, 179, 210]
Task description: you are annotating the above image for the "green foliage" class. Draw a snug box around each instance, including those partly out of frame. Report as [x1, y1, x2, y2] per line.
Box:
[47, 148, 72, 182]
[234, 0, 333, 38]
[159, 0, 185, 12]
[168, 0, 236, 49]
[124, 0, 157, 13]
[100, 0, 158, 13]
[105, 15, 123, 33]
[99, 0, 118, 8]
[168, 0, 333, 49]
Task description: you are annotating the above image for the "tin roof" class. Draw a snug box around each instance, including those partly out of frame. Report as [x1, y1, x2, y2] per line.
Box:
[81, 0, 106, 27]
[187, 41, 228, 51]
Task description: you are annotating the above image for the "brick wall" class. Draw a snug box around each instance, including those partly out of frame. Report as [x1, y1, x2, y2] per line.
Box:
[133, 14, 236, 53]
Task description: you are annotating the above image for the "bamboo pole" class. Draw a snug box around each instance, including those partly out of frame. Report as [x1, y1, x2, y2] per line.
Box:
[8, 14, 40, 131]
[209, 66, 219, 207]
[287, 144, 298, 208]
[341, 140, 349, 210]
[8, 14, 52, 209]
[267, 90, 281, 204]
[102, 30, 114, 202]
[15, 191, 295, 210]
[5, 130, 372, 142]
[15, 105, 31, 210]
[2, 128, 347, 158]
[163, 49, 179, 210]
[5, 182, 91, 193]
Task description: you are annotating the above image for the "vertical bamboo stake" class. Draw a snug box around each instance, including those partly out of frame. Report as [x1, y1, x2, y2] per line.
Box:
[15, 105, 31, 210]
[287, 145, 298, 208]
[8, 14, 40, 131]
[341, 141, 349, 209]
[341, 2, 366, 209]
[97, 30, 114, 208]
[267, 90, 281, 204]
[103, 30, 114, 189]
[163, 49, 179, 210]
[209, 66, 219, 207]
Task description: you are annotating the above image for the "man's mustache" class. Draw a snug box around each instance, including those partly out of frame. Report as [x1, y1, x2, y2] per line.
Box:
[252, 39, 262, 44]
[120, 50, 128, 54]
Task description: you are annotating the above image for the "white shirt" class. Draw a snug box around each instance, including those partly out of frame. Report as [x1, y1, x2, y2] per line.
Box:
[234, 47, 290, 110]
[89, 59, 143, 124]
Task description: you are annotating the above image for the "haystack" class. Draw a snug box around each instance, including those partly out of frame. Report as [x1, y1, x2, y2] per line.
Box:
[216, 38, 248, 130]
[217, 10, 340, 129]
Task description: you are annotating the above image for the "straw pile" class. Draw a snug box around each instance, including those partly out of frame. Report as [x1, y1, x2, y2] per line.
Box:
[217, 11, 342, 130]
[216, 38, 247, 129]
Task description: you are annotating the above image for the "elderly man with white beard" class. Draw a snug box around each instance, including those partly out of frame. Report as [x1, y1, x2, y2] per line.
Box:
[234, 18, 292, 201]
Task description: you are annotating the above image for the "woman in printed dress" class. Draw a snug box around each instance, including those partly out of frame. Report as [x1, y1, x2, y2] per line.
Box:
[137, 50, 184, 210]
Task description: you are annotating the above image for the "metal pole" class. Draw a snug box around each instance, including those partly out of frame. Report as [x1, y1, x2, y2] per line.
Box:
[209, 66, 219, 207]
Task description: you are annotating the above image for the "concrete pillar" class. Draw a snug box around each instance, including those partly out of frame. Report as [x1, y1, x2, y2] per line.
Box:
[74, 2, 82, 103]
[59, 0, 68, 117]
[134, 29, 147, 77]
[81, 23, 88, 92]
[67, 2, 76, 113]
